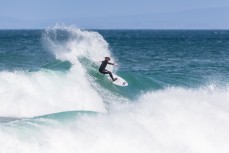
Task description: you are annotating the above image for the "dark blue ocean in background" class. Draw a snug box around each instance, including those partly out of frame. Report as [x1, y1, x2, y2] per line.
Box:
[1, 29, 229, 88]
[0, 26, 229, 153]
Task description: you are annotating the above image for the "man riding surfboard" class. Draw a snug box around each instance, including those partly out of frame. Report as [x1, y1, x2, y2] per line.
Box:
[99, 57, 117, 81]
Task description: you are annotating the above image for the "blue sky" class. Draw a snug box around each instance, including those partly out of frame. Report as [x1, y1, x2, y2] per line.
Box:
[1, 0, 229, 29]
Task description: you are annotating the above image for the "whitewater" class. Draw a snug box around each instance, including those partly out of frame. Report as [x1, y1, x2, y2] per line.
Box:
[0, 25, 229, 153]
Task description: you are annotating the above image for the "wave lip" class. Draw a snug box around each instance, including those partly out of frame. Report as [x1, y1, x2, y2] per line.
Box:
[43, 24, 113, 65]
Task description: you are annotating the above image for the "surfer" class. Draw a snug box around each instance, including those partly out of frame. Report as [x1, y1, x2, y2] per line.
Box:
[99, 57, 117, 81]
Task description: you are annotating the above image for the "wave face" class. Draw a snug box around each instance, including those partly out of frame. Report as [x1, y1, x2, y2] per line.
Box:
[1, 27, 229, 153]
[0, 25, 121, 117]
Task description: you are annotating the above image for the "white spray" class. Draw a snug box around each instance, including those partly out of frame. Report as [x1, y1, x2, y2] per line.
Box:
[0, 25, 118, 117]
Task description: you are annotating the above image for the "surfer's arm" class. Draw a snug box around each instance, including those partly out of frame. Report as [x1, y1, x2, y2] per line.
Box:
[108, 62, 114, 65]
[108, 62, 117, 66]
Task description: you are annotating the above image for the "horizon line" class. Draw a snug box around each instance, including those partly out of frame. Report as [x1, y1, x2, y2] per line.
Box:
[0, 28, 229, 31]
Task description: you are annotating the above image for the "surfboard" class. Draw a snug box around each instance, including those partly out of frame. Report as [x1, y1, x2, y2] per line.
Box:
[107, 73, 128, 86]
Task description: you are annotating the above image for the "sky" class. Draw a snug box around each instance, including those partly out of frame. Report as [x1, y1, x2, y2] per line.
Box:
[1, 0, 229, 29]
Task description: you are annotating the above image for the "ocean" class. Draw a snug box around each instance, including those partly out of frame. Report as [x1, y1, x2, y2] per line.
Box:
[0, 25, 229, 153]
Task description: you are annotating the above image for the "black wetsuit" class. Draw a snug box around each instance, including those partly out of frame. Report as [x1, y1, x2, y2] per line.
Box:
[99, 60, 115, 81]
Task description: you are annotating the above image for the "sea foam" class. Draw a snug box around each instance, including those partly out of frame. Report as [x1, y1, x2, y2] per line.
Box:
[1, 86, 229, 153]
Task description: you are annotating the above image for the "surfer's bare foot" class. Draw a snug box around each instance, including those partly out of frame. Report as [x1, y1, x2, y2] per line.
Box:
[113, 78, 117, 82]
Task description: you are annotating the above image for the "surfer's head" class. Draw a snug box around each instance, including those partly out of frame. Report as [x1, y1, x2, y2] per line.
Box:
[105, 57, 110, 61]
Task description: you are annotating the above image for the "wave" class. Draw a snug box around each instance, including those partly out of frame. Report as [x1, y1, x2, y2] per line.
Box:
[1, 86, 229, 153]
[0, 69, 106, 117]
[1, 25, 229, 153]
[0, 25, 128, 117]
[0, 24, 226, 118]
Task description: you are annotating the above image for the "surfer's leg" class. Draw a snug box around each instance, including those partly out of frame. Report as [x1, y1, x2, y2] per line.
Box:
[103, 70, 116, 81]
[108, 71, 117, 81]
[108, 72, 115, 81]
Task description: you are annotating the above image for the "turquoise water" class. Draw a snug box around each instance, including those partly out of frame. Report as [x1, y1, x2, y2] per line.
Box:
[0, 26, 229, 153]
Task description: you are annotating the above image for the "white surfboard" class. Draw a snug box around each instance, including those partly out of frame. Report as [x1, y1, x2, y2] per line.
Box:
[107, 73, 128, 86]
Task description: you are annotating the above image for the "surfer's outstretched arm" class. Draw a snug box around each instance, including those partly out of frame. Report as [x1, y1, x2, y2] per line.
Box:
[108, 62, 114, 65]
[108, 62, 118, 66]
